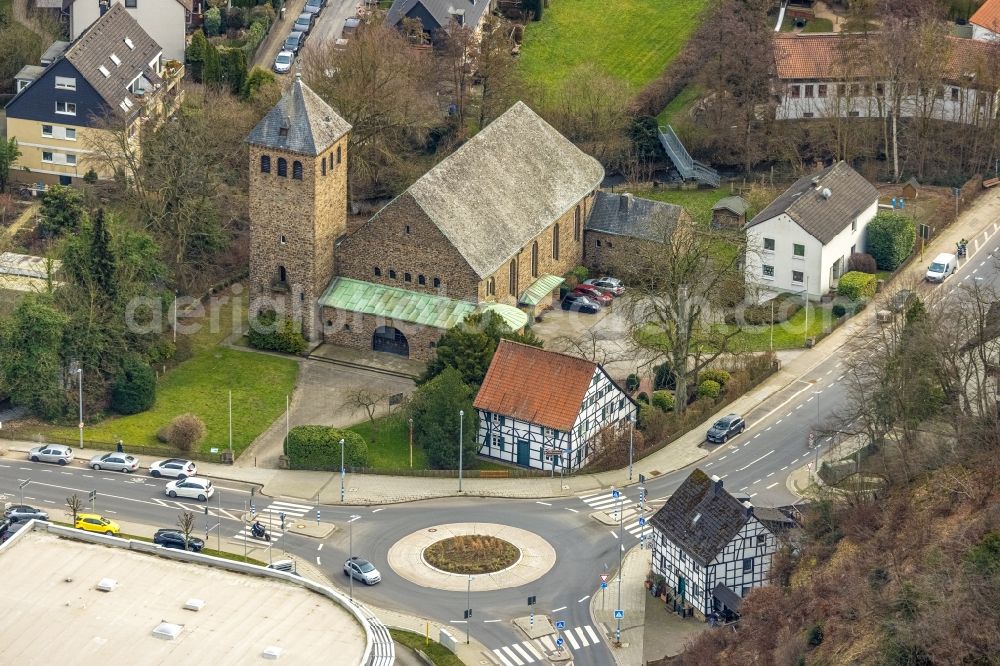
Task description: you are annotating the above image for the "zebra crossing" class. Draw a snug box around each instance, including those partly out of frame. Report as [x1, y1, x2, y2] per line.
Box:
[151, 497, 239, 520]
[491, 625, 601, 666]
[233, 500, 313, 543]
[578, 491, 653, 541]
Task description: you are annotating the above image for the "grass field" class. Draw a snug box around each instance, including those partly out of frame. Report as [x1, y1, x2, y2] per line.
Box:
[390, 629, 465, 666]
[518, 0, 709, 91]
[627, 186, 731, 226]
[656, 83, 702, 126]
[722, 303, 833, 352]
[780, 16, 834, 32]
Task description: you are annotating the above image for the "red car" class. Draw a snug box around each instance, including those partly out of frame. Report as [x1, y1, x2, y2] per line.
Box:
[572, 283, 613, 306]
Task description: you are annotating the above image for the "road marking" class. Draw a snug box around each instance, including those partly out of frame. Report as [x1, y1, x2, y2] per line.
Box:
[981, 260, 987, 266]
[835, 362, 842, 368]
[780, 466, 788, 471]
[796, 404, 804, 409]
[753, 433, 761, 439]
[0, 464, 8, 468]
[496, 646, 520, 666]
[565, 508, 578, 513]
[552, 606, 566, 612]
[347, 515, 361, 523]
[317, 544, 323, 551]
[738, 450, 774, 472]
[753, 479, 762, 485]
[522, 641, 544, 660]
[484, 619, 503, 623]
[578, 595, 590, 603]
[719, 455, 728, 460]
[511, 644, 534, 661]
[102, 477, 115, 482]
[719, 474, 728, 479]
[585, 625, 600, 643]
[765, 426, 772, 431]
[564, 630, 580, 650]
[451, 620, 468, 624]
[837, 375, 844, 381]
[805, 396, 814, 403]
[766, 483, 778, 490]
[536, 501, 552, 506]
[61, 472, 72, 475]
[785, 412, 792, 417]
[82, 474, 93, 478]
[42, 499, 55, 504]
[610, 531, 619, 539]
[749, 493, 758, 498]
[19, 467, 32, 470]
[41, 469, 53, 473]
[372, 508, 384, 513]
[24, 496, 35, 500]
[792, 457, 800, 463]
[767, 472, 775, 477]
[316, 557, 321, 565]
[105, 510, 117, 514]
[776, 419, 783, 425]
[825, 369, 833, 375]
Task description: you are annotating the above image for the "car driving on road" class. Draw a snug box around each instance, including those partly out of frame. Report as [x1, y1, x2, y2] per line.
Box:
[4, 505, 49, 523]
[344, 556, 381, 585]
[89, 452, 139, 473]
[154, 528, 205, 552]
[706, 413, 746, 443]
[165, 477, 214, 501]
[27, 444, 73, 465]
[75, 513, 120, 535]
[149, 458, 197, 479]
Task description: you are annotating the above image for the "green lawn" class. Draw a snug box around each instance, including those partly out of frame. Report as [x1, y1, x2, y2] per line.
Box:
[779, 16, 834, 32]
[518, 0, 709, 91]
[390, 629, 465, 666]
[47, 346, 298, 455]
[722, 303, 833, 352]
[626, 186, 730, 226]
[656, 83, 702, 126]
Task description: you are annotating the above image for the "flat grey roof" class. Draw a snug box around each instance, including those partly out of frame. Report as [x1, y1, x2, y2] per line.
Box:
[0, 530, 366, 665]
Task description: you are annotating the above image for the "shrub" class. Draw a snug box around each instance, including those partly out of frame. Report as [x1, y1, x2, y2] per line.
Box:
[832, 303, 847, 318]
[650, 390, 675, 412]
[866, 211, 916, 270]
[847, 252, 877, 274]
[248, 309, 307, 355]
[837, 271, 877, 301]
[285, 425, 369, 470]
[636, 391, 650, 404]
[625, 374, 640, 392]
[204, 7, 222, 36]
[697, 380, 721, 399]
[570, 265, 589, 283]
[110, 356, 156, 415]
[160, 413, 206, 452]
[698, 369, 731, 387]
[726, 293, 802, 325]
[225, 6, 248, 30]
[653, 362, 676, 390]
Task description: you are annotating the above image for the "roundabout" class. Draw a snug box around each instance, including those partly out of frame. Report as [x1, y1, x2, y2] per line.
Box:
[386, 522, 557, 592]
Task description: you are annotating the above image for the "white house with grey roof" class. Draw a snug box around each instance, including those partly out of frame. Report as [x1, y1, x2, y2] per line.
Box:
[650, 469, 795, 620]
[69, 0, 191, 62]
[744, 161, 879, 301]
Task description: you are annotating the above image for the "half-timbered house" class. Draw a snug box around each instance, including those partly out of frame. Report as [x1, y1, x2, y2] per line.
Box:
[473, 340, 637, 472]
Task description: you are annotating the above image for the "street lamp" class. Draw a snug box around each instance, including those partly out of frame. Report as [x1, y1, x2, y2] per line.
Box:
[70, 361, 83, 450]
[466, 574, 472, 644]
[458, 410, 464, 493]
[340, 438, 346, 503]
[617, 491, 624, 645]
[348, 514, 360, 601]
[628, 416, 635, 482]
[408, 418, 414, 469]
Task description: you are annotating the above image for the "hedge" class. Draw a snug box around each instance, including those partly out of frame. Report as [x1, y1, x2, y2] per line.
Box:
[867, 211, 915, 270]
[726, 292, 803, 325]
[698, 369, 731, 387]
[651, 390, 675, 412]
[286, 425, 369, 470]
[837, 271, 877, 301]
[248, 309, 307, 355]
[697, 380, 721, 399]
[110, 356, 156, 415]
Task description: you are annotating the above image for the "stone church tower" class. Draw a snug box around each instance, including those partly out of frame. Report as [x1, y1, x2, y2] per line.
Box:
[246, 74, 351, 340]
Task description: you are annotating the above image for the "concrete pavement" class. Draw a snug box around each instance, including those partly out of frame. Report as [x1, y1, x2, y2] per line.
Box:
[590, 546, 650, 666]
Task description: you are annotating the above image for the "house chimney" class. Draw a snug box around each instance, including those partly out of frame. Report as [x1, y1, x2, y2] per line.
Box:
[710, 474, 723, 495]
[742, 500, 754, 518]
[811, 175, 821, 188]
[821, 187, 832, 199]
[620, 193, 631, 215]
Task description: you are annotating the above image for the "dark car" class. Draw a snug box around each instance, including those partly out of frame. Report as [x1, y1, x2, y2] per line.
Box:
[572, 283, 613, 307]
[706, 414, 746, 443]
[284, 31, 306, 55]
[561, 292, 601, 314]
[4, 505, 49, 523]
[303, 0, 323, 14]
[153, 529, 205, 552]
[294, 12, 315, 34]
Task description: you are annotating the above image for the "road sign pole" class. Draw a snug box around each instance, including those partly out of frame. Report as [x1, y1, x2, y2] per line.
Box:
[617, 495, 623, 644]
[466, 575, 472, 644]
[19, 478, 30, 506]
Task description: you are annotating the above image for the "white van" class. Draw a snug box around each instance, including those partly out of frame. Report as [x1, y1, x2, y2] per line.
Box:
[926, 253, 957, 282]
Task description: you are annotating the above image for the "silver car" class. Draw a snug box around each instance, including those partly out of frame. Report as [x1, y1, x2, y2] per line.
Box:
[28, 444, 73, 465]
[89, 452, 139, 473]
[344, 557, 381, 585]
[4, 505, 49, 523]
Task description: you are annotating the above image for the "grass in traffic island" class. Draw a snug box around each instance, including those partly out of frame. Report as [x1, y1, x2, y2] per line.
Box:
[422, 535, 519, 575]
[389, 629, 464, 666]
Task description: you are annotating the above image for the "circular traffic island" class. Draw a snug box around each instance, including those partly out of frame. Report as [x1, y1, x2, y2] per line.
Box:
[423, 535, 520, 575]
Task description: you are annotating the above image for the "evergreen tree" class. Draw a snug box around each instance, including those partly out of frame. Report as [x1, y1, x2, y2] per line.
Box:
[223, 48, 248, 96]
[38, 184, 87, 237]
[0, 137, 20, 193]
[0, 293, 69, 419]
[89, 209, 118, 301]
[202, 44, 222, 87]
[186, 30, 208, 82]
[408, 367, 477, 470]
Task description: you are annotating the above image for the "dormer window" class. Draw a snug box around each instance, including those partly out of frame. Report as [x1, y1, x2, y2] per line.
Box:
[124, 37, 135, 50]
[99, 65, 111, 78]
[279, 127, 289, 137]
[110, 54, 121, 66]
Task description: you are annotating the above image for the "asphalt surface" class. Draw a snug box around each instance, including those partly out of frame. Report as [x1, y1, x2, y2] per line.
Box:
[5, 222, 1000, 663]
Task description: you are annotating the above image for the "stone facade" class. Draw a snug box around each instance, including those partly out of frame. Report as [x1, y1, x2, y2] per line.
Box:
[335, 193, 481, 302]
[320, 307, 445, 361]
[712, 208, 745, 230]
[247, 135, 348, 340]
[584, 230, 665, 275]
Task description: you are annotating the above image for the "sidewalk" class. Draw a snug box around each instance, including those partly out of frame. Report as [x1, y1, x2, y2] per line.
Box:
[590, 546, 650, 666]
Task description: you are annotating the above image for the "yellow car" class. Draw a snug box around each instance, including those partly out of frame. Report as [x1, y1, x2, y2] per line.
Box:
[75, 513, 121, 535]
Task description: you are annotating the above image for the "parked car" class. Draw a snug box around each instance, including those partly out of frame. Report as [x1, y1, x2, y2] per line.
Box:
[706, 414, 746, 443]
[27, 443, 73, 465]
[4, 505, 49, 523]
[273, 50, 294, 74]
[572, 283, 613, 306]
[584, 276, 625, 296]
[165, 477, 214, 501]
[154, 528, 205, 552]
[75, 513, 120, 535]
[344, 556, 382, 585]
[561, 292, 601, 314]
[294, 12, 314, 34]
[283, 31, 306, 55]
[89, 452, 139, 473]
[303, 0, 323, 14]
[148, 458, 197, 479]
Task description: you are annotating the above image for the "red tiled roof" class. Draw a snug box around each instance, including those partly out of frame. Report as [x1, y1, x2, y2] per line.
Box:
[773, 33, 997, 84]
[473, 340, 598, 432]
[971, 0, 1000, 32]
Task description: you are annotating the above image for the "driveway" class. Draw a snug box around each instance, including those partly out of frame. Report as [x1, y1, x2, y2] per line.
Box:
[235, 357, 415, 469]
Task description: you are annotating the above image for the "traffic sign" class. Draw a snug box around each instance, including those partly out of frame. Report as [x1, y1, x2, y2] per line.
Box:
[611, 489, 620, 499]
[556, 637, 564, 648]
[638, 517, 646, 526]
[527, 595, 536, 606]
[600, 574, 609, 583]
[250, 501, 256, 516]
[316, 509, 321, 524]
[88, 490, 97, 502]
[555, 620, 565, 630]
[639, 473, 646, 484]
[600, 582, 608, 589]
[614, 609, 624, 619]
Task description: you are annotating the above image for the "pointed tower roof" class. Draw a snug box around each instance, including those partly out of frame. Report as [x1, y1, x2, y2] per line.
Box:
[246, 74, 351, 156]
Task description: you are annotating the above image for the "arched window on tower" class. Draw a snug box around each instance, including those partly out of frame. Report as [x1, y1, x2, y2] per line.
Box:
[486, 277, 495, 296]
[277, 158, 287, 177]
[336, 145, 342, 164]
[277, 265, 287, 283]
[260, 155, 271, 173]
[321, 158, 327, 176]
[531, 241, 539, 278]
[292, 160, 303, 180]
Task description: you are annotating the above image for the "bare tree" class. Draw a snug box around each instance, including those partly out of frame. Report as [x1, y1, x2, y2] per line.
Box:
[476, 16, 520, 130]
[437, 22, 478, 135]
[550, 329, 631, 367]
[344, 388, 389, 442]
[66, 494, 83, 525]
[176, 510, 196, 551]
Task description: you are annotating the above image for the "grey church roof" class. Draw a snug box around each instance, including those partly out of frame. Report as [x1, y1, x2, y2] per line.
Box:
[585, 191, 683, 242]
[650, 469, 754, 567]
[392, 101, 604, 279]
[385, 0, 492, 32]
[747, 161, 878, 244]
[247, 75, 351, 156]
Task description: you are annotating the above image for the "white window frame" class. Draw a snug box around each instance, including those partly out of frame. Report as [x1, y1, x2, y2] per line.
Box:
[791, 270, 805, 284]
[41, 124, 53, 137]
[66, 154, 77, 166]
[55, 76, 76, 91]
[65, 127, 76, 141]
[762, 264, 775, 279]
[55, 101, 76, 116]
[792, 243, 806, 258]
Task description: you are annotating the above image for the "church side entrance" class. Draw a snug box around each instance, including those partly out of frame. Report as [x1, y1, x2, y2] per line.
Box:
[373, 326, 410, 357]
